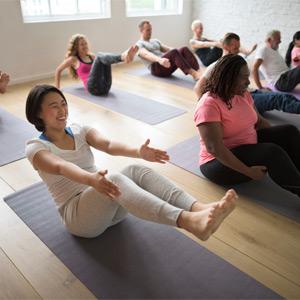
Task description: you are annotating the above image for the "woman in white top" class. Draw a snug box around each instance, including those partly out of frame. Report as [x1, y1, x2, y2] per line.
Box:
[25, 85, 236, 240]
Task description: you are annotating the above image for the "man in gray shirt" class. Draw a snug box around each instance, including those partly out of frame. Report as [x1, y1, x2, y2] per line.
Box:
[136, 20, 201, 80]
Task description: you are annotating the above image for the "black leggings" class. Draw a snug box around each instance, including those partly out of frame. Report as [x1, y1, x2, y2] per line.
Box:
[87, 52, 122, 96]
[200, 125, 300, 197]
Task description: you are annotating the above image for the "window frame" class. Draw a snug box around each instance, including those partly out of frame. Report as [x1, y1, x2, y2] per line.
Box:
[125, 0, 183, 17]
[20, 0, 111, 23]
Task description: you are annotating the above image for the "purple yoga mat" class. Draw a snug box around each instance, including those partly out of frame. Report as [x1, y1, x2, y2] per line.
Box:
[0, 107, 37, 166]
[168, 136, 300, 223]
[267, 83, 300, 100]
[63, 85, 186, 125]
[127, 67, 196, 89]
[4, 182, 281, 299]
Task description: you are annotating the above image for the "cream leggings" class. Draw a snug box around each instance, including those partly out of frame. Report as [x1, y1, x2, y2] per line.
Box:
[61, 164, 196, 238]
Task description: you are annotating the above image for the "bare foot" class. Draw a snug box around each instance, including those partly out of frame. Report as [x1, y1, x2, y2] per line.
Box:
[191, 189, 237, 212]
[210, 189, 237, 234]
[183, 205, 217, 241]
[184, 189, 237, 240]
[190, 69, 201, 81]
[0, 72, 10, 94]
[121, 45, 138, 63]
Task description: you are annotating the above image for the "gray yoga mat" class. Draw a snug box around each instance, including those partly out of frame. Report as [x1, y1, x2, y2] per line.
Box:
[63, 85, 186, 125]
[127, 67, 196, 89]
[0, 107, 37, 166]
[168, 136, 300, 223]
[264, 110, 300, 129]
[4, 182, 281, 299]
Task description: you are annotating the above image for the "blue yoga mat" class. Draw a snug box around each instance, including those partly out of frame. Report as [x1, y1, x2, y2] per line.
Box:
[63, 85, 186, 125]
[0, 107, 37, 166]
[4, 182, 281, 299]
[168, 136, 300, 223]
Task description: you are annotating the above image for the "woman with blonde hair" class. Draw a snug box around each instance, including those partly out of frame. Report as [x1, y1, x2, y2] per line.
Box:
[55, 34, 137, 95]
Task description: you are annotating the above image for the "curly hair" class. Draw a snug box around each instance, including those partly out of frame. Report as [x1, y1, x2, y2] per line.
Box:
[201, 54, 247, 109]
[26, 85, 67, 132]
[65, 34, 89, 79]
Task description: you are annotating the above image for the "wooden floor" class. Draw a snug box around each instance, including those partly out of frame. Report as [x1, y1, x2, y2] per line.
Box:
[0, 62, 300, 299]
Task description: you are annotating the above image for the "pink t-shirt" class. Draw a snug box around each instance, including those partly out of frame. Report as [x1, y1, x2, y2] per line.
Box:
[194, 91, 258, 165]
[291, 47, 300, 68]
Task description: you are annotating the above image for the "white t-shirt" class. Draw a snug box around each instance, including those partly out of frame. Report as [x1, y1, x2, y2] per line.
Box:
[25, 124, 97, 209]
[136, 38, 163, 69]
[255, 45, 289, 84]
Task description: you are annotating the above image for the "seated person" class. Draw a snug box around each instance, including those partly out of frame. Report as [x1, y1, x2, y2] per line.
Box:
[189, 20, 223, 66]
[25, 84, 237, 241]
[253, 30, 300, 92]
[55, 34, 137, 96]
[190, 20, 257, 67]
[285, 31, 300, 68]
[195, 54, 300, 198]
[137, 20, 201, 80]
[0, 70, 10, 94]
[195, 32, 300, 115]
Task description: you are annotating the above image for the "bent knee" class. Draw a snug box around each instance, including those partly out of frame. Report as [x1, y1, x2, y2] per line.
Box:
[121, 164, 151, 178]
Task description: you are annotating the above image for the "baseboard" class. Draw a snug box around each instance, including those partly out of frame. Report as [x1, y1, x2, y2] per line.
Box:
[9, 72, 55, 85]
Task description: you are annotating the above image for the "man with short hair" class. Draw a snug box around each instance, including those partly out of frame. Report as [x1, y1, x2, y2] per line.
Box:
[253, 30, 300, 92]
[136, 20, 201, 80]
[195, 33, 300, 115]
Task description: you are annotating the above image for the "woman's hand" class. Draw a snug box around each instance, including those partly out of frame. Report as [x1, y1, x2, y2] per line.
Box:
[89, 170, 121, 199]
[247, 165, 267, 180]
[139, 139, 169, 163]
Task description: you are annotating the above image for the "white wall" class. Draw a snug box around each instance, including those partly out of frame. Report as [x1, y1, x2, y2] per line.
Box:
[191, 0, 300, 58]
[0, 0, 193, 84]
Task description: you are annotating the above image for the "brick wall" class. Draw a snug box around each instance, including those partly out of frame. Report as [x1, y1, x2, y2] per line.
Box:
[191, 0, 300, 57]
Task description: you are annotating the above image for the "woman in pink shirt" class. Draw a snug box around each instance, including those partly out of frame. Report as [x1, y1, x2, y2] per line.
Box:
[195, 54, 300, 197]
[285, 31, 300, 68]
[55, 34, 138, 95]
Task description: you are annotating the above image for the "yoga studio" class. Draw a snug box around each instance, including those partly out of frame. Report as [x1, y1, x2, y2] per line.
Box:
[0, 0, 299, 299]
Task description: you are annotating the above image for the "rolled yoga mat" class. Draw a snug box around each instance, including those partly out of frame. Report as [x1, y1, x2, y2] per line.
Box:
[0, 107, 37, 166]
[126, 67, 196, 89]
[4, 182, 281, 299]
[63, 85, 186, 125]
[168, 136, 300, 223]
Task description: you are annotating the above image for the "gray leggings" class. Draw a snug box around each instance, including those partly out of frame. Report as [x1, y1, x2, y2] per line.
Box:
[61, 164, 196, 238]
[86, 52, 122, 96]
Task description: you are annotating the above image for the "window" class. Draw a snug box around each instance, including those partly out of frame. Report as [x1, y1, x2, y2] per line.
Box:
[126, 0, 182, 17]
[20, 0, 111, 23]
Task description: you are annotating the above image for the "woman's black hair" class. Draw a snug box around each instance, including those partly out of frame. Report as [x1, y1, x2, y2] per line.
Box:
[200, 54, 247, 108]
[26, 84, 67, 132]
[285, 31, 300, 67]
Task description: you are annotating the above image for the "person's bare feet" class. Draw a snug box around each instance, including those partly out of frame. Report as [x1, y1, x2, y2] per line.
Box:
[0, 71, 10, 94]
[180, 189, 237, 241]
[191, 189, 237, 213]
[121, 45, 138, 63]
[210, 189, 237, 234]
[190, 69, 201, 81]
